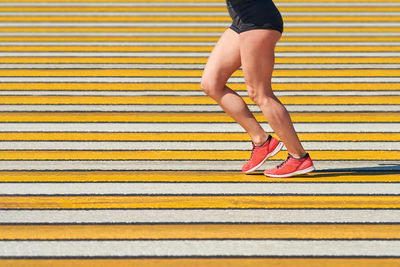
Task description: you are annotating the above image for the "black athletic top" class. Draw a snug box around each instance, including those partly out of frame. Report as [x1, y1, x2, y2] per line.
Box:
[226, 0, 283, 33]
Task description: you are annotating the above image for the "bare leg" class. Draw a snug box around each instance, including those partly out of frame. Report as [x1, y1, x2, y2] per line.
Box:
[239, 29, 306, 158]
[201, 28, 268, 145]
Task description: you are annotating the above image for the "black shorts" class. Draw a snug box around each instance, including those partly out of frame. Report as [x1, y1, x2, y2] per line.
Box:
[226, 0, 283, 34]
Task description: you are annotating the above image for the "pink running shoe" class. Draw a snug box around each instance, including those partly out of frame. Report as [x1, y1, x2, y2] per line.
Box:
[242, 135, 283, 174]
[264, 153, 315, 178]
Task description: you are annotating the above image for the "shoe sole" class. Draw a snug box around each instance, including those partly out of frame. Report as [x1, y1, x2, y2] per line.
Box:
[243, 142, 284, 174]
[264, 165, 316, 178]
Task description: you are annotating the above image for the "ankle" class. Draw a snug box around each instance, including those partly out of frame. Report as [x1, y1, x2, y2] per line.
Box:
[252, 134, 270, 146]
[290, 152, 307, 159]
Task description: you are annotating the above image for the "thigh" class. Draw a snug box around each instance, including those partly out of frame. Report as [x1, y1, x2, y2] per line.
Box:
[239, 29, 281, 93]
[201, 28, 241, 90]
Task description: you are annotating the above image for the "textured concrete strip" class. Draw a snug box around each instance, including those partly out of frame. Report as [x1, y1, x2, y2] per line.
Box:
[1, 240, 400, 257]
[0, 122, 395, 133]
[1, 141, 399, 151]
[1, 104, 397, 112]
[0, 160, 399, 171]
[1, 182, 399, 195]
[2, 210, 399, 224]
[3, 259, 400, 267]
[5, 69, 397, 77]
[1, 150, 398, 161]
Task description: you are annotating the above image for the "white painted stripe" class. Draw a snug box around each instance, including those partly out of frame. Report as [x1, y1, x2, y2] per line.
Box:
[275, 64, 400, 69]
[0, 12, 236, 17]
[2, 32, 400, 37]
[1, 182, 399, 195]
[1, 240, 400, 257]
[2, 77, 400, 83]
[1, 104, 398, 113]
[1, 210, 399, 224]
[1, 160, 399, 171]
[1, 91, 399, 97]
[3, 64, 400, 70]
[3, 22, 400, 27]
[0, 123, 397, 133]
[1, 12, 400, 16]
[1, 64, 208, 70]
[0, 42, 220, 46]
[1, 2, 399, 7]
[2, 42, 400, 46]
[1, 52, 398, 57]
[0, 3, 227, 7]
[1, 141, 398, 151]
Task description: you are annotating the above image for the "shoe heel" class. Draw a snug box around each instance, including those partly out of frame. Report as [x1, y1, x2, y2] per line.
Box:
[267, 142, 283, 158]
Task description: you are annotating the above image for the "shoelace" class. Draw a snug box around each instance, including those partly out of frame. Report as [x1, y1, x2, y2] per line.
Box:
[248, 143, 256, 159]
[277, 155, 292, 169]
[249, 138, 270, 160]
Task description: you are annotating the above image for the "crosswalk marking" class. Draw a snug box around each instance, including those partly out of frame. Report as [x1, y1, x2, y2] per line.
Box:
[1, 0, 399, 262]
[1, 182, 399, 195]
[1, 95, 397, 104]
[1, 132, 399, 141]
[3, 209, 400, 223]
[1, 171, 399, 182]
[1, 224, 400, 240]
[0, 122, 397, 132]
[2, 195, 400, 209]
[2, 240, 400, 257]
[0, 259, 399, 266]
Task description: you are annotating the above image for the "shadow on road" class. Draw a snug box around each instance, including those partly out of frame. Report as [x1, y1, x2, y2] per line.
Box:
[247, 163, 400, 179]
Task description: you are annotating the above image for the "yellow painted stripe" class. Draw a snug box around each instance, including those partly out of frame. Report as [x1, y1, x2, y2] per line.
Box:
[0, 7, 231, 12]
[1, 259, 400, 267]
[0, 171, 399, 183]
[1, 0, 399, 2]
[0, 133, 399, 142]
[3, 46, 400, 52]
[1, 69, 399, 77]
[3, 57, 400, 65]
[2, 16, 400, 22]
[1, 96, 398, 105]
[0, 150, 398, 160]
[0, 83, 399, 91]
[0, 112, 397, 123]
[0, 0, 226, 2]
[1, 7, 400, 12]
[1, 196, 399, 209]
[1, 224, 399, 240]
[2, 36, 400, 43]
[1, 27, 400, 33]
[2, 6, 400, 12]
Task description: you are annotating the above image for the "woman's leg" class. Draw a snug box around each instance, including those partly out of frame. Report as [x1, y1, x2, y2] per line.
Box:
[201, 28, 268, 146]
[239, 29, 306, 158]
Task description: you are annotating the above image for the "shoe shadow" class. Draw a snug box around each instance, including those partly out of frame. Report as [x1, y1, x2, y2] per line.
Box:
[247, 163, 400, 179]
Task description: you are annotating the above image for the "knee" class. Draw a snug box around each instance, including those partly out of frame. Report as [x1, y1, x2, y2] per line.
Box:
[200, 76, 222, 98]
